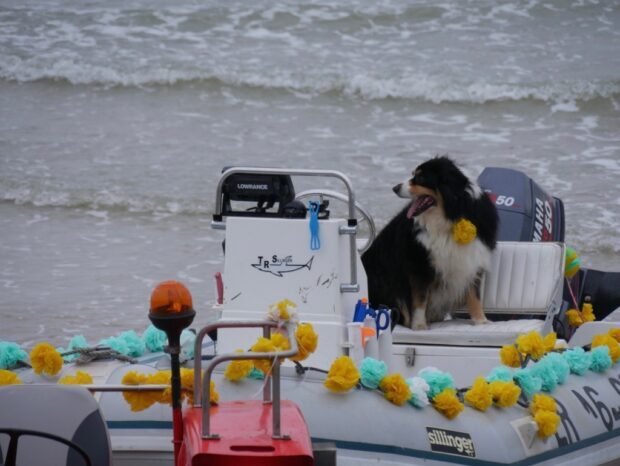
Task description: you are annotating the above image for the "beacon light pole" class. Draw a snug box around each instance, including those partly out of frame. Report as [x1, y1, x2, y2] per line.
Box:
[148, 280, 196, 464]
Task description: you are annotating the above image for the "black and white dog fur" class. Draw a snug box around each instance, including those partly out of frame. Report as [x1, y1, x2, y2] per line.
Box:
[361, 156, 498, 330]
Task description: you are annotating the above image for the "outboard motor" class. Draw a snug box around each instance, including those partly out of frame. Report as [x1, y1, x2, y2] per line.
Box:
[479, 166, 619, 320]
[477, 167, 565, 242]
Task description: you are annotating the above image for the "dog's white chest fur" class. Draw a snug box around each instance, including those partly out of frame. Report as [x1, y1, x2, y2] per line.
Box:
[416, 215, 491, 315]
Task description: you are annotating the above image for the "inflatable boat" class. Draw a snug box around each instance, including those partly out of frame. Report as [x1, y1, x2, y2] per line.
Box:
[2, 166, 620, 466]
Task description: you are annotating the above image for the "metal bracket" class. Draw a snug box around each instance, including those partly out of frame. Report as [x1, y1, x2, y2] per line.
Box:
[340, 283, 360, 293]
[405, 347, 416, 367]
[338, 225, 357, 235]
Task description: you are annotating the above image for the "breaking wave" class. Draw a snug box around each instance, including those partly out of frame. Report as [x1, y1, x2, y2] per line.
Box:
[1, 58, 618, 104]
[0, 183, 209, 216]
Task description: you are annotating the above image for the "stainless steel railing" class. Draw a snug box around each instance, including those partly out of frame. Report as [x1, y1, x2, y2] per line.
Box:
[192, 320, 299, 439]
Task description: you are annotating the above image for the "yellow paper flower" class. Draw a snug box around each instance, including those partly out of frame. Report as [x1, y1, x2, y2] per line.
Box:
[270, 332, 291, 351]
[534, 410, 560, 438]
[592, 334, 620, 363]
[324, 356, 360, 393]
[122, 370, 149, 385]
[566, 308, 584, 327]
[290, 323, 319, 362]
[581, 303, 595, 323]
[148, 370, 172, 404]
[608, 328, 620, 343]
[379, 373, 412, 406]
[0, 369, 22, 385]
[208, 379, 219, 404]
[433, 388, 464, 419]
[58, 370, 93, 385]
[542, 333, 557, 353]
[180, 368, 197, 404]
[224, 350, 254, 382]
[121, 371, 158, 412]
[489, 380, 521, 408]
[251, 337, 277, 374]
[464, 377, 493, 411]
[30, 342, 63, 376]
[269, 299, 297, 321]
[516, 331, 546, 361]
[452, 219, 477, 245]
[529, 393, 556, 415]
[500, 345, 522, 368]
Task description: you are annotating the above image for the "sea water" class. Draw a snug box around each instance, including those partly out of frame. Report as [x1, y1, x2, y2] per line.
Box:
[1, 0, 619, 346]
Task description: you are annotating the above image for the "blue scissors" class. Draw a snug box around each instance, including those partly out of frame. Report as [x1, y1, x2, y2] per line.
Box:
[374, 307, 391, 333]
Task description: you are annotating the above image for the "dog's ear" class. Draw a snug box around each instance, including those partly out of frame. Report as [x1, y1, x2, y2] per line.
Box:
[436, 159, 470, 220]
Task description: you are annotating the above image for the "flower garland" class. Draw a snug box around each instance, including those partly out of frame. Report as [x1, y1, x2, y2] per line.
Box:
[2, 297, 618, 444]
[223, 299, 318, 382]
[452, 219, 477, 245]
[119, 368, 214, 412]
[0, 324, 197, 371]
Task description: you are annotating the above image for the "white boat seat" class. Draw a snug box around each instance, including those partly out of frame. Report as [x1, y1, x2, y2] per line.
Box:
[479, 241, 565, 315]
[0, 384, 111, 466]
[392, 242, 565, 346]
[393, 318, 546, 346]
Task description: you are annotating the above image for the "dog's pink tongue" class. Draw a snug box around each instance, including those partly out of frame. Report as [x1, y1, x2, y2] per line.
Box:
[407, 195, 434, 218]
[406, 201, 418, 219]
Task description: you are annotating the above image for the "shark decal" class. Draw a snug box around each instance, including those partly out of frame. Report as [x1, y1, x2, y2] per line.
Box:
[251, 255, 314, 277]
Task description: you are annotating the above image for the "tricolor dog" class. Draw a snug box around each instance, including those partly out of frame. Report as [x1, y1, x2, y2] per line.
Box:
[362, 156, 498, 329]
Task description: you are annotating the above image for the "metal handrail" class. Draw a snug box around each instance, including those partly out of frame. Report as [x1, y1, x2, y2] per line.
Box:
[193, 320, 299, 439]
[211, 167, 360, 293]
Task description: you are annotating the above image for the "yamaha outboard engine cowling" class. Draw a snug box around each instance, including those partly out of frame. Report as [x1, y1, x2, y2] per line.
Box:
[477, 167, 565, 242]
[478, 166, 620, 320]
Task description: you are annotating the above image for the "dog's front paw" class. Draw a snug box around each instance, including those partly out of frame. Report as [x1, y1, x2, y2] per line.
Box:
[413, 323, 429, 331]
[472, 317, 489, 326]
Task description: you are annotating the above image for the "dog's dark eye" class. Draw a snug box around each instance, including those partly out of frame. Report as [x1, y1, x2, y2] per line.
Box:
[413, 174, 425, 185]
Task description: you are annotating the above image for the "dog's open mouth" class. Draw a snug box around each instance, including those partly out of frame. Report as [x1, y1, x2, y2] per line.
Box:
[407, 195, 436, 218]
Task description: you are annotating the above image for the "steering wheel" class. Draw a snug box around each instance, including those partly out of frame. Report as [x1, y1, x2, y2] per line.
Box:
[295, 189, 376, 254]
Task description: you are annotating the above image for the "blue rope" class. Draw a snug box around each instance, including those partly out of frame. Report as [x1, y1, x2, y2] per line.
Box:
[308, 201, 320, 250]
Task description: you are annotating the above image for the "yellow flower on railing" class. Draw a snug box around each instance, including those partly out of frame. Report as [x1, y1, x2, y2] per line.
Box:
[59, 370, 93, 385]
[120, 369, 213, 412]
[290, 323, 318, 362]
[0, 369, 22, 385]
[270, 332, 291, 351]
[464, 377, 492, 411]
[324, 356, 360, 393]
[452, 219, 477, 245]
[609, 328, 620, 343]
[30, 342, 63, 376]
[224, 350, 254, 382]
[250, 337, 277, 374]
[121, 371, 159, 412]
[379, 374, 411, 406]
[433, 388, 464, 419]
